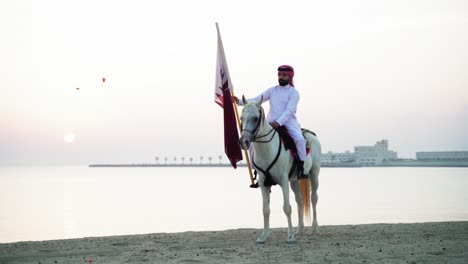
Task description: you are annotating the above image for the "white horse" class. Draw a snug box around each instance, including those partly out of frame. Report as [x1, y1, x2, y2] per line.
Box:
[239, 96, 321, 244]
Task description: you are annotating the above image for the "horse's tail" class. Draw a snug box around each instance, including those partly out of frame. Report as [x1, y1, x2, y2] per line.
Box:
[299, 178, 312, 224]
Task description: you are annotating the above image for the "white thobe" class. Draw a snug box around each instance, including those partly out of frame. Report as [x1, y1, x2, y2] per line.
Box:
[240, 85, 307, 161]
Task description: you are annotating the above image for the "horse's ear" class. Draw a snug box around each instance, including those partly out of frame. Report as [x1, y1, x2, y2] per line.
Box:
[242, 95, 247, 105]
[257, 95, 263, 107]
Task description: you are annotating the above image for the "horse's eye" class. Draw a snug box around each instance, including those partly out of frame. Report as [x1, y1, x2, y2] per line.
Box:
[253, 117, 258, 122]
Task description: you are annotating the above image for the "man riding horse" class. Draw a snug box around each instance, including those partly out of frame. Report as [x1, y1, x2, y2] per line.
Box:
[233, 65, 308, 179]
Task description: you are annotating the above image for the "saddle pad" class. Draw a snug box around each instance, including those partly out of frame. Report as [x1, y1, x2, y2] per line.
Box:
[276, 126, 312, 158]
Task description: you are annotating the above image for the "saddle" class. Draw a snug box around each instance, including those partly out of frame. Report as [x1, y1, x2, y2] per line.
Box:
[276, 126, 315, 160]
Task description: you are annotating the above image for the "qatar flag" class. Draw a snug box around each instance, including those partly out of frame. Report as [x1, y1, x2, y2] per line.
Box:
[214, 23, 242, 168]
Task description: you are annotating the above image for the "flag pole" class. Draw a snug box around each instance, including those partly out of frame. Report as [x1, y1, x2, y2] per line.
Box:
[231, 90, 256, 187]
[216, 23, 256, 187]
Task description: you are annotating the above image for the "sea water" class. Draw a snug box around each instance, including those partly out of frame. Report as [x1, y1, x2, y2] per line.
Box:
[0, 166, 467, 243]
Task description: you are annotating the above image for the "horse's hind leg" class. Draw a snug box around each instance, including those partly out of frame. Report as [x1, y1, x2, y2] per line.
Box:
[310, 166, 320, 234]
[290, 181, 304, 237]
[257, 185, 271, 244]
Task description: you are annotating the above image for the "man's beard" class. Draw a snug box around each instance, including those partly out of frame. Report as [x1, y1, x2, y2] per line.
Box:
[278, 79, 289, 86]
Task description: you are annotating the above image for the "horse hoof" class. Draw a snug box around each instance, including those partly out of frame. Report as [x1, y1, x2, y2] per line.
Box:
[312, 227, 319, 234]
[256, 230, 271, 244]
[287, 233, 297, 244]
[295, 228, 304, 238]
[312, 222, 319, 234]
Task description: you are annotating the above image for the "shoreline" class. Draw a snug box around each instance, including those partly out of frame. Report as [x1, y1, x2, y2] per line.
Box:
[88, 162, 468, 168]
[2, 221, 467, 263]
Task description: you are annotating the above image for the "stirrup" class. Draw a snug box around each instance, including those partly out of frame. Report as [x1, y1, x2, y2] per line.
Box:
[298, 172, 309, 180]
[250, 169, 259, 188]
[297, 161, 308, 179]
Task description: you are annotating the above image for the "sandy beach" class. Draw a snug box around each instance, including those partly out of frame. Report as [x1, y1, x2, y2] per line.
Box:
[1, 221, 467, 264]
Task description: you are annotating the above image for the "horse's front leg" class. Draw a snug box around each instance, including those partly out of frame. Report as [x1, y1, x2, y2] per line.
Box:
[257, 185, 271, 244]
[280, 179, 295, 244]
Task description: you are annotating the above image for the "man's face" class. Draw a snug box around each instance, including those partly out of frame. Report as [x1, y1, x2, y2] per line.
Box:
[278, 72, 290, 86]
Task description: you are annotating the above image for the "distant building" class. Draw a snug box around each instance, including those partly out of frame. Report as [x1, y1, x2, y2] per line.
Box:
[354, 140, 398, 166]
[321, 139, 398, 166]
[416, 151, 468, 161]
[321, 151, 356, 164]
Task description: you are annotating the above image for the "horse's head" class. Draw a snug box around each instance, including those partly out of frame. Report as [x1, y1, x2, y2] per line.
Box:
[239, 95, 263, 150]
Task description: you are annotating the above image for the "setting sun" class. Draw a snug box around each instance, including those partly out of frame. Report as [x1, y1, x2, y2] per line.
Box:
[63, 133, 76, 143]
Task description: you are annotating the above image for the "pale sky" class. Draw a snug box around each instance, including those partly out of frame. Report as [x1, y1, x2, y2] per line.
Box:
[1, 0, 467, 165]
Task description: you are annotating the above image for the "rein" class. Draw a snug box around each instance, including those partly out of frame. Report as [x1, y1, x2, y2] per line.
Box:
[253, 127, 276, 143]
[249, 107, 282, 187]
[252, 133, 282, 187]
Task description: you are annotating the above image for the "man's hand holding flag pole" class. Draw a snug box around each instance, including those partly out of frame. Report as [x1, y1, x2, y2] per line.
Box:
[214, 23, 257, 188]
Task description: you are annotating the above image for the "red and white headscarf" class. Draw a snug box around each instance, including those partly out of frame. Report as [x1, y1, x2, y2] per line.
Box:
[277, 65, 294, 87]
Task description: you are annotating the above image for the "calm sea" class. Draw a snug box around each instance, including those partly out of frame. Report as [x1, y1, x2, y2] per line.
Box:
[0, 166, 467, 243]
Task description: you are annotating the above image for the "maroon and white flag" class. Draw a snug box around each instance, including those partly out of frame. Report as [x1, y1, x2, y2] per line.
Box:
[214, 23, 243, 168]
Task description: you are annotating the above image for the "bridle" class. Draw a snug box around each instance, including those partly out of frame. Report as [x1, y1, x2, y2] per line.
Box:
[242, 107, 276, 143]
